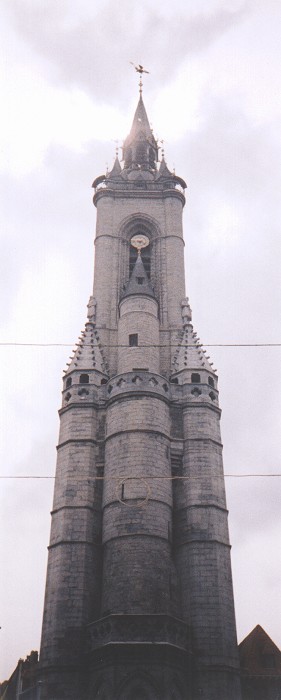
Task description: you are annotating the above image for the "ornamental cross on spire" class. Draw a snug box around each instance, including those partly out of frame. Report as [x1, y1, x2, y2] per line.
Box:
[130, 62, 150, 95]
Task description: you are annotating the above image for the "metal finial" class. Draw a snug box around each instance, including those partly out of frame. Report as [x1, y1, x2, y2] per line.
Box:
[130, 62, 150, 95]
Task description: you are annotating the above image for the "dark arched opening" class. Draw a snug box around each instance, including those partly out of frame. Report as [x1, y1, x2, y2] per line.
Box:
[79, 373, 89, 384]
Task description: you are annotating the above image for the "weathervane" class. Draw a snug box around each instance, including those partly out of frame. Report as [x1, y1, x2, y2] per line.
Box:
[130, 62, 150, 95]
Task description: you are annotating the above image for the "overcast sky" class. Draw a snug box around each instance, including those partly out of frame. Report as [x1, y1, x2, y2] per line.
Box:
[1, 0, 281, 681]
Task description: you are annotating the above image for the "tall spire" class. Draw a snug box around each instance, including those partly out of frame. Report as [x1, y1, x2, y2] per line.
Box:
[122, 68, 158, 170]
[128, 95, 154, 143]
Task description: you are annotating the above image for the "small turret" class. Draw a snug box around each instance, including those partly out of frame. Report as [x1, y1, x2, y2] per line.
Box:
[121, 251, 155, 301]
[117, 247, 159, 375]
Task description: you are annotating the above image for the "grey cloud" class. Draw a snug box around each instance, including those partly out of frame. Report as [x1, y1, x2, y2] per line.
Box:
[0, 437, 54, 677]
[176, 95, 281, 336]
[0, 141, 110, 331]
[170, 96, 281, 572]
[5, 1, 250, 103]
[227, 478, 281, 543]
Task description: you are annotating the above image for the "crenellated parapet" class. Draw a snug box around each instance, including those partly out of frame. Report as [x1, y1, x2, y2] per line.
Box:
[103, 370, 170, 402]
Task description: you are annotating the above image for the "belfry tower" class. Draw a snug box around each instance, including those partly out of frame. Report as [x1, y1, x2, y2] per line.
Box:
[39, 81, 242, 700]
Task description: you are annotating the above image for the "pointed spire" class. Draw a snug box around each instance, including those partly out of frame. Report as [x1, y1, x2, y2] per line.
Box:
[121, 252, 155, 301]
[157, 156, 174, 179]
[129, 95, 153, 142]
[122, 94, 158, 170]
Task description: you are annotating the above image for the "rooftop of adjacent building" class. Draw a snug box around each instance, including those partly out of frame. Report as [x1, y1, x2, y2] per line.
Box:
[239, 625, 281, 677]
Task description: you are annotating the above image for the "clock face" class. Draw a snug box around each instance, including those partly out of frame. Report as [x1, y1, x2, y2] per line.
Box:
[130, 234, 149, 251]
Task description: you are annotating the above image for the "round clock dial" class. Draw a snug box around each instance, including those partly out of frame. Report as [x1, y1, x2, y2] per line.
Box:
[130, 234, 149, 251]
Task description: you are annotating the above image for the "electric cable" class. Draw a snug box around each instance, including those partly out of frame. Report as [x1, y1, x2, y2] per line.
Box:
[0, 342, 280, 348]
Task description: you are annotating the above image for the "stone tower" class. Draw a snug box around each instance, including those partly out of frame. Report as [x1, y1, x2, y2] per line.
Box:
[39, 86, 242, 700]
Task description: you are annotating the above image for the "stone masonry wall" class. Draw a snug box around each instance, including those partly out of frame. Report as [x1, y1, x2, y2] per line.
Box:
[173, 397, 241, 699]
[101, 390, 181, 618]
[118, 295, 159, 374]
[39, 396, 103, 699]
[93, 193, 186, 377]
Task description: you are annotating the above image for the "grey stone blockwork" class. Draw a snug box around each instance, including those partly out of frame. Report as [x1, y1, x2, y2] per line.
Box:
[39, 94, 241, 700]
[39, 371, 241, 700]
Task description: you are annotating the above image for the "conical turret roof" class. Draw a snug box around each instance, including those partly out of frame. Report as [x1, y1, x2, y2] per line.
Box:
[121, 253, 155, 301]
[157, 156, 174, 178]
[107, 155, 122, 178]
[64, 315, 108, 376]
[171, 300, 216, 374]
[171, 323, 215, 374]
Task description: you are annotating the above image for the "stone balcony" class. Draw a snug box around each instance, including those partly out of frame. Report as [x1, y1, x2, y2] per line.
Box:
[88, 614, 191, 652]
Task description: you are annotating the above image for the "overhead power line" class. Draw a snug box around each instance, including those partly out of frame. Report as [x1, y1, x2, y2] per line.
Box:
[0, 342, 280, 349]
